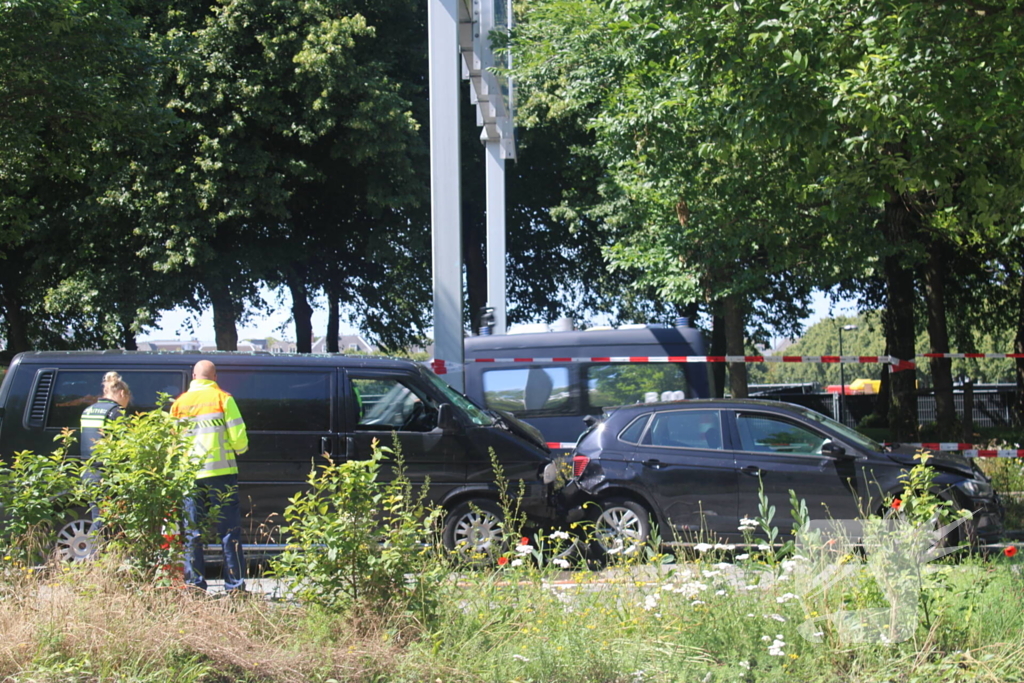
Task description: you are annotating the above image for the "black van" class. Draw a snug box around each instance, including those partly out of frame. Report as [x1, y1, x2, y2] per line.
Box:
[0, 351, 559, 553]
[464, 323, 711, 449]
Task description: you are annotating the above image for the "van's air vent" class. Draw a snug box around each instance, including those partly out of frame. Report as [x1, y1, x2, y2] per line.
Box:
[27, 370, 56, 428]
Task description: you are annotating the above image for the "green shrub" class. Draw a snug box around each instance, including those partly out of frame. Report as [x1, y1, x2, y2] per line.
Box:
[270, 438, 445, 620]
[0, 403, 196, 577]
[85, 403, 198, 578]
[0, 431, 83, 564]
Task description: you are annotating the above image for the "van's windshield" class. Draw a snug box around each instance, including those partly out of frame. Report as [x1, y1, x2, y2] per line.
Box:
[421, 368, 494, 426]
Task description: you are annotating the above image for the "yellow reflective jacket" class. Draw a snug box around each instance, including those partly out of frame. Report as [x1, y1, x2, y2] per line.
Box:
[170, 379, 248, 479]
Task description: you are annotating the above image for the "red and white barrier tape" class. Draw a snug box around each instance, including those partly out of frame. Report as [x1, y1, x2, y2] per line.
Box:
[430, 355, 916, 374]
[924, 353, 1024, 360]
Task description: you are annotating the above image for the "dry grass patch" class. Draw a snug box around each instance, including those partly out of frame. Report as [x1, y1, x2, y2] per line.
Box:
[0, 558, 409, 683]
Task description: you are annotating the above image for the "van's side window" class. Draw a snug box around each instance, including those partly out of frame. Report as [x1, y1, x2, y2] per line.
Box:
[45, 371, 185, 428]
[351, 377, 438, 432]
[586, 363, 691, 411]
[481, 367, 571, 415]
[217, 371, 331, 432]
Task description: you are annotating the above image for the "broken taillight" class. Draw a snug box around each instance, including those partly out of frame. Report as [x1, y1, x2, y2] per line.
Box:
[572, 455, 590, 477]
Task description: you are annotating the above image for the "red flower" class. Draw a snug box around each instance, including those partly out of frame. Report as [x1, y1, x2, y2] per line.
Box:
[1005, 546, 1018, 558]
[520, 537, 530, 546]
[497, 556, 509, 566]
[891, 498, 903, 511]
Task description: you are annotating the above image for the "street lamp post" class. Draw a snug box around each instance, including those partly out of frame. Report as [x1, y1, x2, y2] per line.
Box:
[838, 323, 858, 425]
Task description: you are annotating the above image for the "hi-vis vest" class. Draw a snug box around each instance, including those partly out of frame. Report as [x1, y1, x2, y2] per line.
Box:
[80, 398, 123, 461]
[170, 379, 248, 479]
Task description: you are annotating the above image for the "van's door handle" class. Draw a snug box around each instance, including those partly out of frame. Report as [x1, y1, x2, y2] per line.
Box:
[644, 459, 662, 470]
[740, 465, 762, 477]
[321, 436, 332, 456]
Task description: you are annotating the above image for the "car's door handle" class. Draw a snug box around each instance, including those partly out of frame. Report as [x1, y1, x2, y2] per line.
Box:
[740, 465, 762, 477]
[644, 459, 662, 469]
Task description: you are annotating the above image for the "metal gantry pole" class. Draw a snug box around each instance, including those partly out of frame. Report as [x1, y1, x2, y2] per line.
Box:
[429, 0, 464, 390]
[485, 140, 507, 335]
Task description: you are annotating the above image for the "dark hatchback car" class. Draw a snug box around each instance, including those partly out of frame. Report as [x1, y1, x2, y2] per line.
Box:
[559, 399, 1004, 553]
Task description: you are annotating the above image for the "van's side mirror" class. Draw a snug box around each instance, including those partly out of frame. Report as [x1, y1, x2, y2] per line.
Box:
[820, 439, 849, 458]
[437, 403, 458, 434]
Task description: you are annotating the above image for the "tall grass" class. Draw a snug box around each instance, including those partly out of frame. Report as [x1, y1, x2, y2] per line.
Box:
[2, 546, 1022, 683]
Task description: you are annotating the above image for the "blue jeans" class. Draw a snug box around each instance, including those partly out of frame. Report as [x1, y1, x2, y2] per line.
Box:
[184, 473, 246, 592]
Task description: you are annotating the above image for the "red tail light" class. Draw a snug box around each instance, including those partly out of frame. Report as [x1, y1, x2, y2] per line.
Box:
[572, 455, 590, 477]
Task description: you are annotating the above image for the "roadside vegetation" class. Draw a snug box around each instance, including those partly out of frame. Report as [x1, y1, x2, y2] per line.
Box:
[2, 416, 1023, 682]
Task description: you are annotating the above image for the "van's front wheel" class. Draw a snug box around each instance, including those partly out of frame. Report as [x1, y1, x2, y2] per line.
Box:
[442, 500, 504, 560]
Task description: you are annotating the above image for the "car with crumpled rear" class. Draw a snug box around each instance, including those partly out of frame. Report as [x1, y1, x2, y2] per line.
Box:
[558, 398, 1004, 554]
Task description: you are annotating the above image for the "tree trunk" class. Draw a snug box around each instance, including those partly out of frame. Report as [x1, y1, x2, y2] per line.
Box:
[880, 198, 919, 441]
[710, 313, 727, 398]
[288, 273, 313, 354]
[723, 293, 748, 398]
[921, 241, 956, 436]
[1015, 274, 1024, 428]
[206, 278, 238, 351]
[121, 317, 138, 351]
[0, 288, 31, 360]
[326, 288, 340, 353]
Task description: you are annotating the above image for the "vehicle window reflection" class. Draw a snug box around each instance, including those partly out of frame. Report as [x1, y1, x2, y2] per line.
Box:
[352, 377, 438, 433]
[736, 414, 826, 455]
[640, 410, 723, 450]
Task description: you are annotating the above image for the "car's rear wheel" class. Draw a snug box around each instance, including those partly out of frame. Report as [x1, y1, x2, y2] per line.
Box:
[442, 499, 504, 561]
[590, 497, 651, 559]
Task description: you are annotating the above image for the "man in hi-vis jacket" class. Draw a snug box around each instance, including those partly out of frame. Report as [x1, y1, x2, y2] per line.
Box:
[171, 360, 248, 592]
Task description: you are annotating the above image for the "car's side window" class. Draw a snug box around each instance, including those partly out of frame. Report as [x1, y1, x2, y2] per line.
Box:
[618, 414, 651, 444]
[217, 370, 332, 432]
[736, 414, 826, 454]
[350, 376, 438, 433]
[641, 409, 723, 450]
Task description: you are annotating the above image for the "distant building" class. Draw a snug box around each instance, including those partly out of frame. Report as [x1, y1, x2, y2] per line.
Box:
[311, 334, 375, 354]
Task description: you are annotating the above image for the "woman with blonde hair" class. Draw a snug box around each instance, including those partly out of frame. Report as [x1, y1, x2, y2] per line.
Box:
[79, 372, 131, 526]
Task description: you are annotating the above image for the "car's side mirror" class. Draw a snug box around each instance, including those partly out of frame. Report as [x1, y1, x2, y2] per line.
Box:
[437, 403, 458, 434]
[820, 439, 849, 458]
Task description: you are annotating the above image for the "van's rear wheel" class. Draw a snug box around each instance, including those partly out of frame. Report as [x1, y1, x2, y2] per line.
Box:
[442, 500, 504, 560]
[56, 518, 100, 562]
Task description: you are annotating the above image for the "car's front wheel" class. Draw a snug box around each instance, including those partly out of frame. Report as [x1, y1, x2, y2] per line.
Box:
[590, 497, 651, 558]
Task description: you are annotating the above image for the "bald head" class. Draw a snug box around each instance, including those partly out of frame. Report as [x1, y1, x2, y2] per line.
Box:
[193, 360, 217, 380]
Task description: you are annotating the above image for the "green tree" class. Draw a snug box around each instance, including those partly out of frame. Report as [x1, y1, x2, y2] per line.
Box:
[136, 0, 430, 350]
[0, 0, 170, 359]
[513, 0, 1024, 438]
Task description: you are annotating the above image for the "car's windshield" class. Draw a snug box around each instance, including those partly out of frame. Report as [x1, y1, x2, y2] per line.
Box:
[796, 405, 884, 451]
[421, 367, 494, 426]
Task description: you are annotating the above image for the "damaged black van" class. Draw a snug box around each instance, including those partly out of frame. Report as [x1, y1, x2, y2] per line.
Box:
[0, 351, 559, 557]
